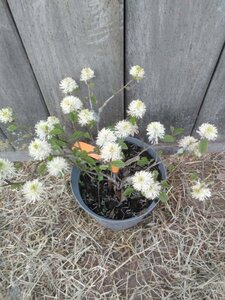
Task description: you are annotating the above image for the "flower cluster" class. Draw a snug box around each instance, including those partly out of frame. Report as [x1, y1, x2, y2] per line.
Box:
[0, 64, 218, 208]
[131, 171, 161, 199]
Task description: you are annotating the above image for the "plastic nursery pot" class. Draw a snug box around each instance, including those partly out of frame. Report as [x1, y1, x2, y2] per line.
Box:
[70, 137, 167, 231]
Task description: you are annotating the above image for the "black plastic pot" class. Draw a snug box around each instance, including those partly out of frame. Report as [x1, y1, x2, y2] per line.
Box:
[70, 137, 167, 231]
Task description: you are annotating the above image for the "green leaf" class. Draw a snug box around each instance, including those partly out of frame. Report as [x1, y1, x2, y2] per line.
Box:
[68, 112, 78, 123]
[177, 148, 185, 155]
[37, 163, 47, 175]
[111, 160, 125, 168]
[11, 182, 23, 189]
[118, 140, 128, 150]
[70, 131, 91, 141]
[98, 175, 104, 182]
[190, 172, 199, 181]
[137, 157, 149, 167]
[173, 127, 184, 136]
[161, 180, 170, 189]
[50, 127, 63, 135]
[7, 124, 17, 132]
[162, 135, 175, 143]
[123, 186, 134, 197]
[14, 162, 23, 170]
[129, 116, 137, 125]
[159, 191, 169, 203]
[199, 139, 208, 154]
[99, 164, 109, 170]
[91, 95, 97, 105]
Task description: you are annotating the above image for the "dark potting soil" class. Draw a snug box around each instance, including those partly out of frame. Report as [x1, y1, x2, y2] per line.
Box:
[79, 142, 162, 220]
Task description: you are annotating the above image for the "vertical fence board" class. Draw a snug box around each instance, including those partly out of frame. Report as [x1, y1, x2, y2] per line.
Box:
[0, 0, 48, 150]
[126, 0, 225, 137]
[8, 0, 124, 128]
[193, 46, 225, 140]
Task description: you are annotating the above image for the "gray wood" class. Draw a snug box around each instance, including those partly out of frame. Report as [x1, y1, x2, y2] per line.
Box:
[126, 0, 225, 137]
[8, 0, 124, 129]
[0, 0, 48, 149]
[0, 151, 30, 161]
[193, 45, 225, 141]
[0, 129, 14, 151]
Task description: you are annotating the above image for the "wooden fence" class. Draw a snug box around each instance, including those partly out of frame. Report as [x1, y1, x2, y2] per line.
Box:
[1, 0, 225, 152]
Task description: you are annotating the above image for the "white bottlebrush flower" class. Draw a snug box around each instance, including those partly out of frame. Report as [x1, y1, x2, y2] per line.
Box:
[131, 171, 154, 192]
[115, 120, 138, 139]
[0, 158, 16, 181]
[197, 123, 218, 141]
[59, 77, 78, 94]
[100, 142, 123, 162]
[96, 128, 117, 148]
[146, 122, 165, 144]
[143, 181, 162, 199]
[22, 179, 44, 203]
[35, 120, 53, 140]
[178, 136, 198, 152]
[127, 99, 146, 119]
[47, 157, 69, 177]
[47, 116, 60, 126]
[28, 139, 51, 160]
[78, 109, 96, 126]
[129, 65, 145, 80]
[191, 181, 211, 201]
[0, 107, 14, 124]
[80, 67, 95, 83]
[60, 96, 83, 114]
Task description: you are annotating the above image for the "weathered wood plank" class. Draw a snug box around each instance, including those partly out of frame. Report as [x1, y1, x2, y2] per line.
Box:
[126, 0, 225, 137]
[0, 0, 48, 149]
[193, 45, 225, 140]
[8, 0, 124, 129]
[0, 129, 14, 151]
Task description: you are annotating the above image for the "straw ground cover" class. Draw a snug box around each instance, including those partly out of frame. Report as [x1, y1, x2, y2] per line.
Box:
[1, 152, 225, 299]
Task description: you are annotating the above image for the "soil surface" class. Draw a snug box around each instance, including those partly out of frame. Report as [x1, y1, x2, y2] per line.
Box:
[79, 142, 162, 220]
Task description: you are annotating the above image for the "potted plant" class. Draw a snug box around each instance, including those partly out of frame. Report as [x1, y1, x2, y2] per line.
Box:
[0, 66, 217, 230]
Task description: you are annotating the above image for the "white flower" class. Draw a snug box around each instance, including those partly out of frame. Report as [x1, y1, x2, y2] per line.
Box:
[78, 109, 96, 126]
[178, 136, 198, 152]
[146, 122, 165, 144]
[29, 139, 51, 160]
[47, 116, 60, 126]
[191, 181, 211, 201]
[143, 181, 162, 199]
[0, 158, 16, 181]
[80, 67, 95, 83]
[96, 128, 117, 148]
[59, 77, 78, 94]
[0, 107, 14, 124]
[47, 157, 69, 176]
[131, 171, 154, 192]
[129, 65, 145, 80]
[100, 142, 123, 162]
[115, 120, 138, 139]
[60, 96, 83, 114]
[197, 123, 218, 141]
[22, 179, 44, 203]
[127, 99, 146, 119]
[35, 117, 61, 140]
[35, 120, 52, 140]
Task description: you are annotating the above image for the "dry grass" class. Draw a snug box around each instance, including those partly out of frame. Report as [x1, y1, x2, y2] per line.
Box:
[1, 153, 225, 299]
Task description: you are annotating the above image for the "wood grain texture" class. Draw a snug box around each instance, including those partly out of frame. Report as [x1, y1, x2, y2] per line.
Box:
[193, 45, 225, 140]
[0, 0, 48, 149]
[8, 0, 124, 128]
[126, 0, 225, 137]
